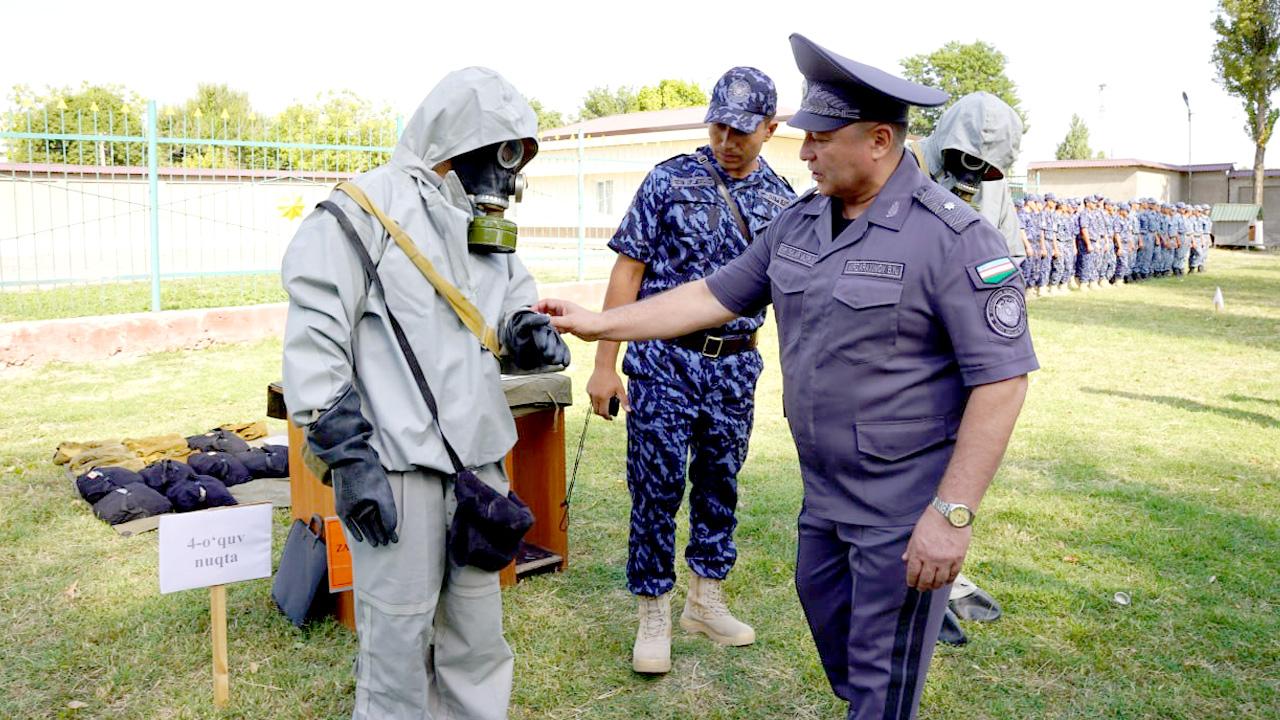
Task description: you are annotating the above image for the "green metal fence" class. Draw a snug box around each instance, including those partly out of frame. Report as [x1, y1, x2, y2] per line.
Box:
[0, 101, 397, 322]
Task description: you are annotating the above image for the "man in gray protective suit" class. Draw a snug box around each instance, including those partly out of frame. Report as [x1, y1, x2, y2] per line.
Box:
[909, 91, 1025, 263]
[908, 91, 1022, 644]
[282, 67, 570, 720]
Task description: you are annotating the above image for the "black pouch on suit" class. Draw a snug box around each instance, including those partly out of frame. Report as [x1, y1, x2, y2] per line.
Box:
[448, 469, 535, 572]
[271, 514, 332, 628]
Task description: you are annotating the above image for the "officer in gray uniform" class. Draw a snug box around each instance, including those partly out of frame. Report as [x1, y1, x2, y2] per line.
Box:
[282, 67, 570, 720]
[536, 34, 1037, 720]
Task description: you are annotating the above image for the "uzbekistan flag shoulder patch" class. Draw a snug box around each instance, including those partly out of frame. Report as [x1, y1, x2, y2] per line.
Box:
[975, 257, 1017, 285]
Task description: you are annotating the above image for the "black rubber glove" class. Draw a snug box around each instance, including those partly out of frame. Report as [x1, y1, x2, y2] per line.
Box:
[307, 385, 398, 547]
[503, 309, 571, 370]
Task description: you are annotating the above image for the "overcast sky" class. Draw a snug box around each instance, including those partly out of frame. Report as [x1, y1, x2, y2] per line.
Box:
[0, 0, 1263, 175]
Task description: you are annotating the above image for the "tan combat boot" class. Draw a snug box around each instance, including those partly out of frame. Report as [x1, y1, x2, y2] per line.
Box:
[633, 593, 672, 674]
[680, 575, 755, 646]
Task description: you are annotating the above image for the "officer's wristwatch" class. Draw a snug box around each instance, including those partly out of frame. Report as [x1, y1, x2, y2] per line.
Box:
[931, 497, 975, 528]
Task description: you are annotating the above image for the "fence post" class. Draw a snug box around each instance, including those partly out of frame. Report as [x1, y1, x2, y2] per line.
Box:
[576, 126, 585, 282]
[147, 100, 161, 312]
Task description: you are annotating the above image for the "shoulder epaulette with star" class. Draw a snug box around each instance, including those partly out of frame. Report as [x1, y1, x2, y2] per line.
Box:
[913, 185, 982, 233]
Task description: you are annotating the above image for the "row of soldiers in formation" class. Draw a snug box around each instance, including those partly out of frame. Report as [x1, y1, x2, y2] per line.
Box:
[1015, 194, 1214, 296]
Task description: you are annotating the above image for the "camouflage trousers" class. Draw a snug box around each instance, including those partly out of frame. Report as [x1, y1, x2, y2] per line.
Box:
[624, 346, 762, 597]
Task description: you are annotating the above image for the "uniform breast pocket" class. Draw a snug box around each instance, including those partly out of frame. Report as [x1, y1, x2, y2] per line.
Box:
[670, 198, 722, 237]
[767, 260, 809, 351]
[830, 277, 903, 364]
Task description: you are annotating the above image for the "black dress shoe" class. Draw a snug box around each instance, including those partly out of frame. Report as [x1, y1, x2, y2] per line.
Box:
[937, 608, 968, 646]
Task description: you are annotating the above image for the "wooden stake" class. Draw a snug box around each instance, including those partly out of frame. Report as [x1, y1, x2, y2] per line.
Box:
[211, 584, 229, 707]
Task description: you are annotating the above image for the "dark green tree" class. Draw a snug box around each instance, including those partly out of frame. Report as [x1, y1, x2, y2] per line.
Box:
[1212, 0, 1280, 208]
[900, 41, 1027, 137]
[527, 98, 566, 131]
[1055, 114, 1095, 160]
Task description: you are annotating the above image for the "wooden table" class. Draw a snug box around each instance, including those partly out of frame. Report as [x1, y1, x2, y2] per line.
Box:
[268, 374, 572, 630]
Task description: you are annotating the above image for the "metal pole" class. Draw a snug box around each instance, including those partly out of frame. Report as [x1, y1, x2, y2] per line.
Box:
[1182, 91, 1192, 166]
[147, 100, 161, 312]
[576, 125, 585, 282]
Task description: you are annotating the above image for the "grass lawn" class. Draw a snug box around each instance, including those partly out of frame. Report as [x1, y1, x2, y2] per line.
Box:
[1, 248, 1277, 719]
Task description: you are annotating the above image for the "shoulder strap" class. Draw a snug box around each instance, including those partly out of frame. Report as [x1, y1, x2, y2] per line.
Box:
[333, 181, 503, 358]
[318, 199, 467, 474]
[693, 154, 753, 243]
[910, 140, 931, 176]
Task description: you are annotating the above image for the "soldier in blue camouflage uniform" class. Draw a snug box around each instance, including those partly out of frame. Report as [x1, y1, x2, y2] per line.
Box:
[589, 66, 796, 674]
[1134, 199, 1154, 280]
[1035, 194, 1056, 296]
[1077, 195, 1100, 289]
[1099, 199, 1117, 286]
[1152, 203, 1169, 276]
[1115, 202, 1134, 284]
[1172, 202, 1190, 276]
[1016, 196, 1036, 290]
[1189, 204, 1209, 272]
[1063, 198, 1082, 291]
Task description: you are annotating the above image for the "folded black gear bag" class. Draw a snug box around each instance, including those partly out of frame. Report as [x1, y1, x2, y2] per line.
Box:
[186, 429, 251, 454]
[232, 445, 289, 478]
[91, 482, 172, 525]
[166, 476, 238, 513]
[76, 466, 144, 504]
[272, 515, 333, 627]
[188, 451, 254, 487]
[140, 459, 196, 493]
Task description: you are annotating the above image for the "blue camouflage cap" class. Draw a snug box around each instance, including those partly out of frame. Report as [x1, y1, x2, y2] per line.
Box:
[1044, 192, 1056, 201]
[788, 33, 948, 131]
[705, 66, 778, 133]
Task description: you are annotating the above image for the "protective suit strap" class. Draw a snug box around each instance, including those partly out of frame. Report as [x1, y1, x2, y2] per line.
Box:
[910, 140, 931, 176]
[317, 199, 468, 475]
[333, 181, 503, 358]
[693, 154, 752, 243]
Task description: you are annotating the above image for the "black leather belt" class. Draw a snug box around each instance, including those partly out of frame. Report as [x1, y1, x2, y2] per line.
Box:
[671, 330, 758, 358]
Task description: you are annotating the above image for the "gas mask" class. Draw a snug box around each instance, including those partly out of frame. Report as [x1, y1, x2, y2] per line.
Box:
[938, 149, 995, 209]
[450, 139, 533, 253]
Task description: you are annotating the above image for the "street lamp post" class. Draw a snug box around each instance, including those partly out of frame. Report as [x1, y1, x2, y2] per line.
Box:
[1182, 91, 1192, 166]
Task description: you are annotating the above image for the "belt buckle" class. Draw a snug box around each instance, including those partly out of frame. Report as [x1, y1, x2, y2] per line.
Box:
[701, 335, 725, 358]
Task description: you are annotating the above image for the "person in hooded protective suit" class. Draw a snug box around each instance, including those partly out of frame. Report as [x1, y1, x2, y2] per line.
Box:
[909, 91, 1025, 263]
[282, 67, 568, 720]
[908, 91, 1019, 644]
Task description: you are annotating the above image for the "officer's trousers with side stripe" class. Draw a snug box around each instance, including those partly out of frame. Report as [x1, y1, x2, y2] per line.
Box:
[347, 465, 514, 720]
[624, 347, 762, 597]
[796, 506, 950, 720]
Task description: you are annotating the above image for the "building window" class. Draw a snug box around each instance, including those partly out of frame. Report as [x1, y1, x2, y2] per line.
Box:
[597, 180, 614, 214]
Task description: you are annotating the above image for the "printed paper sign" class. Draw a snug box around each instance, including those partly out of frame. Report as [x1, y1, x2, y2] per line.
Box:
[159, 504, 272, 594]
[324, 517, 353, 593]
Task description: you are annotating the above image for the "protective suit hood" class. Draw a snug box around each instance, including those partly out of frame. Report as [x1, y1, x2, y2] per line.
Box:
[391, 67, 539, 184]
[919, 91, 1022, 178]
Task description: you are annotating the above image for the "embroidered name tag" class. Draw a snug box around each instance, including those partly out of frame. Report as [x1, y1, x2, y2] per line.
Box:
[843, 260, 905, 280]
[777, 243, 817, 267]
[672, 176, 715, 188]
[762, 191, 792, 208]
